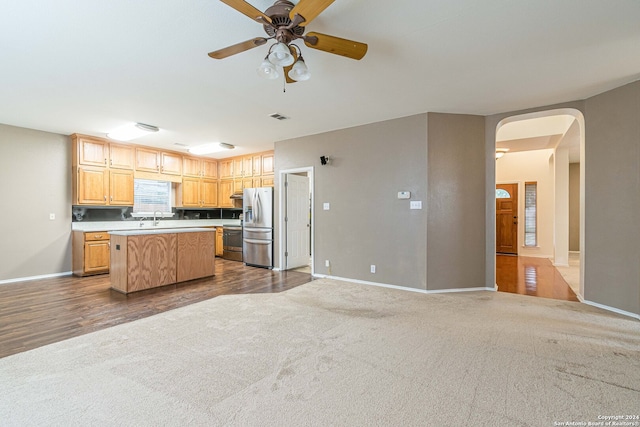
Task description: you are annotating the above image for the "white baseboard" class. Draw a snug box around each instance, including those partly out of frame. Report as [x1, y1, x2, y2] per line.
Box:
[0, 271, 72, 285]
[312, 274, 495, 295]
[552, 262, 570, 267]
[582, 299, 640, 321]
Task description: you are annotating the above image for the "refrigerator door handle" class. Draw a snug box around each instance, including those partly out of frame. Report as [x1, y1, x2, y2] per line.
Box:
[244, 238, 271, 245]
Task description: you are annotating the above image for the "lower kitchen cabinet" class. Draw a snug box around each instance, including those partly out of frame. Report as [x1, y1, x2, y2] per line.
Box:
[72, 231, 110, 276]
[216, 227, 224, 257]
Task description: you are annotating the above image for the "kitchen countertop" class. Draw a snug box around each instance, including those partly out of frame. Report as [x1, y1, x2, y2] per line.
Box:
[72, 219, 241, 232]
[109, 227, 215, 236]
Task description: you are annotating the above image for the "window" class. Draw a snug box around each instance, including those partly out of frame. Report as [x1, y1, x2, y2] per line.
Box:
[524, 182, 537, 246]
[133, 179, 172, 214]
[496, 189, 511, 198]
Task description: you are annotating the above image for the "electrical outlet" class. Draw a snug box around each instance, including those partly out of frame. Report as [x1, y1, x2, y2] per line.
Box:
[325, 260, 330, 267]
[370, 265, 376, 273]
[49, 213, 55, 220]
[323, 202, 330, 210]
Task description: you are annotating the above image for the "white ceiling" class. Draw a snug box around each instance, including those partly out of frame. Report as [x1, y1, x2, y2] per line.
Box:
[1, 0, 639, 158]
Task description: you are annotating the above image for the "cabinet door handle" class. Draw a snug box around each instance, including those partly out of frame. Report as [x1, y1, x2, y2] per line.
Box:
[104, 158, 107, 165]
[110, 196, 113, 202]
[104, 195, 107, 201]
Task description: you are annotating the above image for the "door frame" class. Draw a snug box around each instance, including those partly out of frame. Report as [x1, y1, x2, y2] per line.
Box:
[278, 166, 314, 273]
[491, 108, 585, 299]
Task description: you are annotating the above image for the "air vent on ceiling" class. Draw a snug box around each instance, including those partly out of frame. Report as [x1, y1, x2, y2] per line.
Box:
[173, 142, 189, 147]
[269, 113, 290, 121]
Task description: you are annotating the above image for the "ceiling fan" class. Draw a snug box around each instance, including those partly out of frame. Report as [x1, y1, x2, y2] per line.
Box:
[208, 0, 368, 83]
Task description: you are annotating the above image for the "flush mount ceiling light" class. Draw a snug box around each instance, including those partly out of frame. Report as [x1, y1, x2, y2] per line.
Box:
[107, 123, 159, 141]
[208, 0, 368, 87]
[496, 148, 509, 159]
[187, 142, 235, 155]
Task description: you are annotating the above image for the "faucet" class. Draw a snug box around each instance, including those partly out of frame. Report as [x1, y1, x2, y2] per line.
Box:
[153, 211, 162, 226]
[138, 217, 147, 227]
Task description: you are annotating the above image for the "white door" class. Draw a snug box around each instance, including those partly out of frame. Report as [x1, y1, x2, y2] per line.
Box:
[285, 174, 310, 269]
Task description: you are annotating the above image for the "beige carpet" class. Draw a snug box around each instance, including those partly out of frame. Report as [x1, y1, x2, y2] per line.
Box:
[1, 279, 638, 426]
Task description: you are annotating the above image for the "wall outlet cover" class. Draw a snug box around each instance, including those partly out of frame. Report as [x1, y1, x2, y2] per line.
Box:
[323, 202, 330, 210]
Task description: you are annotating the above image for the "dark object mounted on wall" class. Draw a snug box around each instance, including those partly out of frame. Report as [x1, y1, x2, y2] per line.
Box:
[320, 155, 330, 165]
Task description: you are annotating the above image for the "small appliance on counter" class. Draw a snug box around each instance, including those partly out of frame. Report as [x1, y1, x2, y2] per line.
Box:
[243, 187, 273, 268]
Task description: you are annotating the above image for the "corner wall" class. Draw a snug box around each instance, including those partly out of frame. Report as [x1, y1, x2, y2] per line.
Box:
[583, 80, 640, 315]
[426, 113, 486, 290]
[275, 114, 428, 289]
[0, 123, 72, 281]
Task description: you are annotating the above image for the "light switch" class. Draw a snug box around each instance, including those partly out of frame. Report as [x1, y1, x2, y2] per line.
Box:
[410, 201, 422, 210]
[49, 213, 55, 220]
[323, 203, 330, 210]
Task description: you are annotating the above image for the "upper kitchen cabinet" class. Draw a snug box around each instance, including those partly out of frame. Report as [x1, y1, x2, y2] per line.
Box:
[75, 135, 107, 167]
[72, 134, 135, 206]
[218, 159, 234, 179]
[183, 156, 217, 179]
[134, 147, 182, 182]
[262, 152, 274, 175]
[108, 143, 134, 170]
[74, 166, 134, 206]
[252, 155, 262, 176]
[72, 134, 134, 170]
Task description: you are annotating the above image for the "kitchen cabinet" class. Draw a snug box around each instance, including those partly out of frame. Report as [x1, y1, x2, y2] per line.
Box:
[183, 156, 217, 179]
[218, 180, 235, 207]
[262, 153, 274, 175]
[73, 135, 134, 170]
[233, 155, 262, 178]
[252, 155, 262, 176]
[180, 177, 218, 208]
[75, 136, 108, 167]
[218, 159, 234, 179]
[75, 167, 134, 206]
[261, 176, 274, 187]
[108, 143, 135, 170]
[135, 147, 182, 180]
[109, 229, 215, 294]
[216, 227, 223, 257]
[72, 231, 110, 276]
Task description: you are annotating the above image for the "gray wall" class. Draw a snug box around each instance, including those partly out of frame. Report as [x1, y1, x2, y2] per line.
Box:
[569, 163, 580, 252]
[584, 81, 640, 315]
[0, 124, 72, 281]
[426, 113, 486, 290]
[275, 114, 428, 289]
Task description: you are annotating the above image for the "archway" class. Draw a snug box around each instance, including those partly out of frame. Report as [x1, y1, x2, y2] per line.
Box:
[494, 108, 585, 300]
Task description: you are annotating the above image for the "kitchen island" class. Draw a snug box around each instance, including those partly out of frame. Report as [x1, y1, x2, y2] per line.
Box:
[109, 228, 215, 294]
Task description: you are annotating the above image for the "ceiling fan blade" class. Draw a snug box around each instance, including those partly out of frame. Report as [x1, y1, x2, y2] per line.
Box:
[220, 0, 272, 24]
[289, 0, 334, 26]
[283, 46, 298, 84]
[208, 37, 268, 59]
[303, 32, 368, 60]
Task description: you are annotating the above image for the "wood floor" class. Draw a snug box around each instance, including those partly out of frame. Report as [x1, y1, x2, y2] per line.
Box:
[496, 255, 579, 301]
[0, 259, 312, 359]
[1, 256, 578, 359]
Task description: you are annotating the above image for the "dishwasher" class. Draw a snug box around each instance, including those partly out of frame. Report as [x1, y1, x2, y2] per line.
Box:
[222, 225, 243, 261]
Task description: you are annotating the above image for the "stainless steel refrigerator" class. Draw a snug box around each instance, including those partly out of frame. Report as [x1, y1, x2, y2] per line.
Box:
[243, 187, 273, 268]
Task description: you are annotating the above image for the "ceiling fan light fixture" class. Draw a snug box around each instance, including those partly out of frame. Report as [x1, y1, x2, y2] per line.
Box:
[107, 122, 159, 141]
[257, 57, 279, 79]
[268, 42, 294, 66]
[288, 56, 310, 81]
